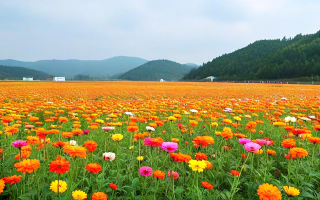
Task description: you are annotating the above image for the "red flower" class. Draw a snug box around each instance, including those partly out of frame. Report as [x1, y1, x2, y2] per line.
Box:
[230, 170, 240, 176]
[110, 183, 117, 190]
[202, 182, 213, 189]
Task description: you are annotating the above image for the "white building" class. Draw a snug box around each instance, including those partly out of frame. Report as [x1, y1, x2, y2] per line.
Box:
[53, 77, 65, 81]
[205, 76, 215, 82]
[23, 77, 33, 81]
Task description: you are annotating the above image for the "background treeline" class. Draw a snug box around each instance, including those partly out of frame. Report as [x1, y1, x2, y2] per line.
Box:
[0, 65, 50, 80]
[183, 30, 320, 81]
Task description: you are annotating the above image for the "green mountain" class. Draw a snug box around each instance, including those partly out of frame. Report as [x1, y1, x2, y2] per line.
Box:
[0, 65, 50, 80]
[118, 60, 193, 81]
[183, 30, 320, 81]
[0, 56, 148, 78]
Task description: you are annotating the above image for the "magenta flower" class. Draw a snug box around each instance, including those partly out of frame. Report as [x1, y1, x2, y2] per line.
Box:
[161, 142, 178, 152]
[143, 138, 152, 146]
[139, 166, 153, 177]
[256, 139, 267, 146]
[244, 142, 261, 153]
[83, 130, 90, 135]
[167, 171, 179, 179]
[102, 127, 115, 131]
[12, 140, 27, 148]
[238, 138, 251, 145]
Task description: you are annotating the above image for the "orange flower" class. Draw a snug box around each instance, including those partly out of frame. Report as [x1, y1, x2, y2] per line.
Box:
[29, 117, 39, 122]
[195, 152, 207, 160]
[153, 170, 165, 180]
[192, 136, 214, 147]
[257, 183, 282, 200]
[308, 136, 320, 144]
[72, 128, 83, 136]
[170, 152, 192, 163]
[49, 155, 70, 174]
[15, 150, 32, 160]
[0, 179, 5, 194]
[230, 170, 240, 176]
[27, 136, 39, 145]
[127, 126, 139, 132]
[3, 175, 22, 185]
[84, 141, 97, 152]
[171, 138, 179, 143]
[61, 132, 73, 138]
[202, 182, 213, 189]
[52, 141, 66, 148]
[267, 150, 276, 155]
[92, 192, 107, 200]
[281, 138, 296, 148]
[204, 161, 213, 169]
[63, 145, 87, 158]
[189, 120, 198, 127]
[14, 159, 40, 174]
[86, 163, 102, 174]
[290, 147, 308, 159]
[221, 127, 233, 140]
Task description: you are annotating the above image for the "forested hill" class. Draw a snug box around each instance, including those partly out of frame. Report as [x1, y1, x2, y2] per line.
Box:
[183, 30, 320, 81]
[118, 60, 193, 81]
[0, 65, 50, 80]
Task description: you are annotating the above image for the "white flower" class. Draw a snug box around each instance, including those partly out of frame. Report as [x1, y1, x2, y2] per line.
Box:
[224, 108, 232, 113]
[300, 117, 311, 121]
[281, 97, 287, 101]
[69, 140, 77, 146]
[102, 126, 115, 131]
[285, 116, 297, 123]
[124, 112, 134, 116]
[202, 111, 207, 114]
[146, 126, 155, 131]
[309, 116, 316, 120]
[190, 109, 198, 113]
[103, 152, 116, 161]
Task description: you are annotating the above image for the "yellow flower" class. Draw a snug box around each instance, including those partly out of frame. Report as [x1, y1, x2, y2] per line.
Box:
[254, 149, 263, 155]
[129, 146, 134, 150]
[168, 116, 177, 121]
[72, 190, 87, 200]
[233, 116, 241, 121]
[283, 186, 300, 197]
[137, 156, 144, 161]
[112, 134, 123, 141]
[211, 122, 218, 127]
[50, 180, 67, 194]
[188, 160, 207, 172]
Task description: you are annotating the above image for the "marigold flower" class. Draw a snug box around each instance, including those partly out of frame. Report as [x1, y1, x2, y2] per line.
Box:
[202, 182, 213, 189]
[14, 159, 40, 174]
[72, 190, 87, 200]
[257, 183, 282, 200]
[50, 180, 67, 194]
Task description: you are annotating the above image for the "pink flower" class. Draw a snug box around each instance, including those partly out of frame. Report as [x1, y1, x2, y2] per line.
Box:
[256, 139, 267, 146]
[83, 130, 90, 135]
[244, 142, 261, 153]
[143, 138, 152, 146]
[12, 140, 27, 148]
[102, 127, 115, 131]
[139, 166, 153, 177]
[238, 138, 251, 145]
[167, 171, 179, 179]
[161, 142, 178, 152]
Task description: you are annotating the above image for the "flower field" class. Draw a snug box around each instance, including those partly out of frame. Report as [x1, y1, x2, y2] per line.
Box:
[1, 81, 320, 199]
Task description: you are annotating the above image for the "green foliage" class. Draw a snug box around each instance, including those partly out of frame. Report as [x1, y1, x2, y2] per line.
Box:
[0, 65, 50, 80]
[119, 60, 194, 81]
[183, 30, 320, 81]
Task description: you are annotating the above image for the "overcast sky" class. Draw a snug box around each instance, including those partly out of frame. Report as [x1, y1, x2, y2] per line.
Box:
[1, 0, 320, 64]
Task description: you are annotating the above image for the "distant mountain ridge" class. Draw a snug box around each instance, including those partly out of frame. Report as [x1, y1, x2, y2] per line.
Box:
[118, 59, 193, 81]
[0, 65, 50, 80]
[183, 30, 320, 81]
[0, 56, 148, 78]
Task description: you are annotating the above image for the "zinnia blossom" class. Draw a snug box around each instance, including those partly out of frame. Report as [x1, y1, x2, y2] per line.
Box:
[244, 142, 261, 153]
[161, 142, 178, 152]
[3, 175, 22, 185]
[230, 170, 240, 176]
[283, 186, 300, 197]
[50, 180, 67, 194]
[12, 140, 27, 148]
[63, 145, 86, 158]
[110, 183, 117, 190]
[86, 163, 102, 174]
[72, 190, 87, 200]
[239, 138, 251, 145]
[139, 166, 153, 176]
[92, 192, 108, 200]
[112, 134, 123, 141]
[188, 160, 207, 172]
[289, 147, 308, 159]
[14, 159, 40, 174]
[84, 141, 97, 152]
[167, 171, 179, 179]
[0, 179, 5, 194]
[103, 152, 116, 161]
[49, 155, 70, 174]
[153, 170, 165, 180]
[202, 182, 213, 189]
[281, 138, 296, 148]
[257, 183, 282, 200]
